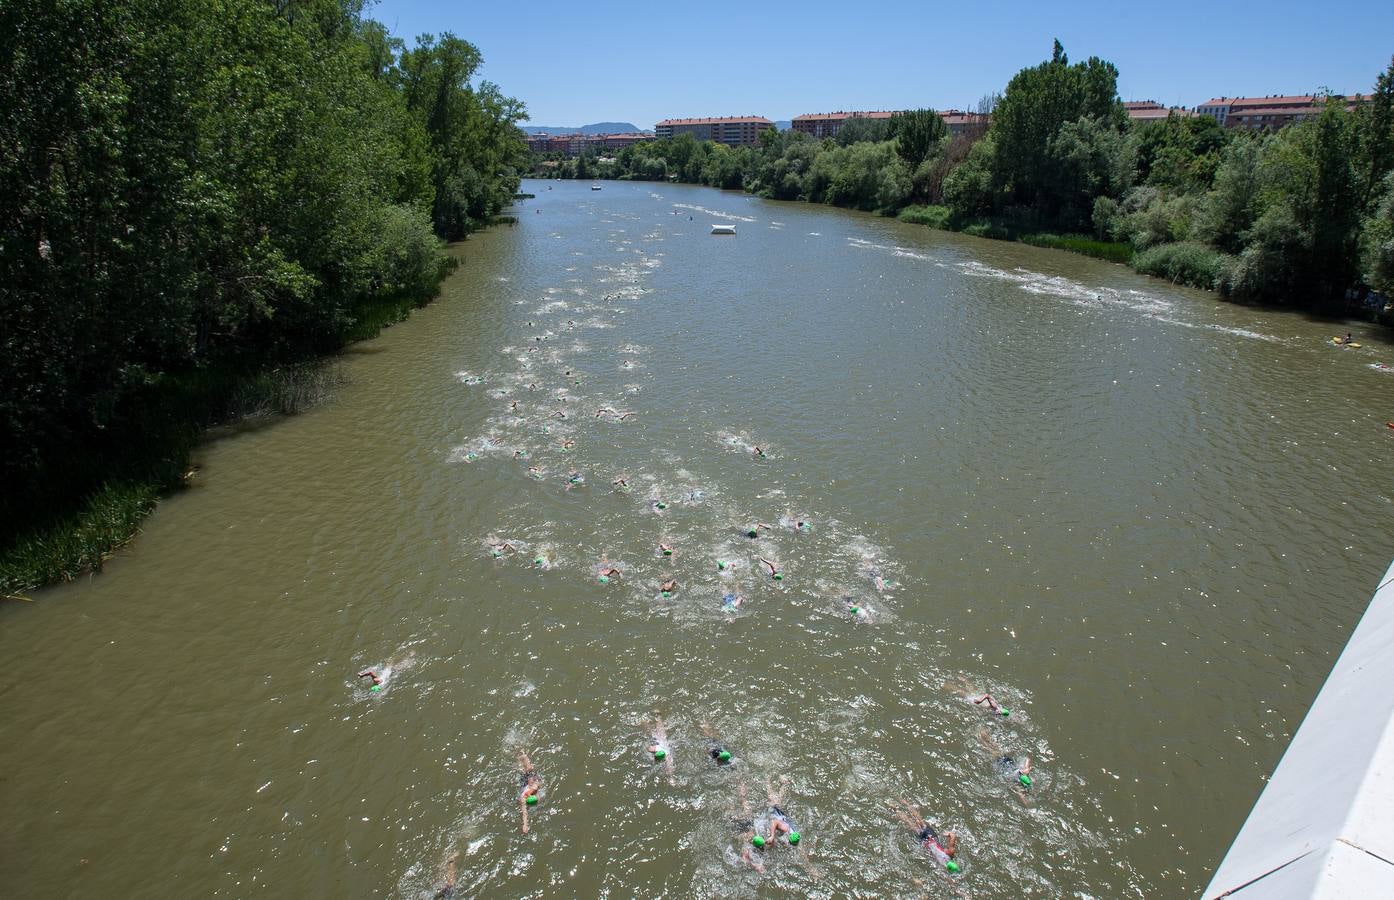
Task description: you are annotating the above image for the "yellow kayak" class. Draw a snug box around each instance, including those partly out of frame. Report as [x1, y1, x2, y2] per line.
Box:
[1332, 336, 1362, 348]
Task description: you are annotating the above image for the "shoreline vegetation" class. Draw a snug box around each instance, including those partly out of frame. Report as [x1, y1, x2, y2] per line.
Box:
[532, 42, 1394, 322]
[1, 0, 528, 595]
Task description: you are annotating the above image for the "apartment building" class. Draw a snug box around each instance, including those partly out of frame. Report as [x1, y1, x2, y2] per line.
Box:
[654, 116, 775, 146]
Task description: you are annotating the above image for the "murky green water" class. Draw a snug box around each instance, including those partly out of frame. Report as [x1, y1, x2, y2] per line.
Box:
[4, 180, 1393, 898]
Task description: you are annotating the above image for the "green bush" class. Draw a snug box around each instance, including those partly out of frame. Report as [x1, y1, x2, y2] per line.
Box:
[1020, 233, 1133, 263]
[898, 205, 952, 228]
[1132, 241, 1236, 290]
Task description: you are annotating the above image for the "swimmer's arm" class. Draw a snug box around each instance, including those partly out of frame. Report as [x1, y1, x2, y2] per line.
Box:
[1020, 755, 1032, 774]
[944, 832, 958, 856]
[519, 798, 530, 833]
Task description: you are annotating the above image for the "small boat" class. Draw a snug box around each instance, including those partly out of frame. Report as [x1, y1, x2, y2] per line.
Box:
[710, 224, 737, 235]
[591, 184, 602, 191]
[1331, 335, 1362, 348]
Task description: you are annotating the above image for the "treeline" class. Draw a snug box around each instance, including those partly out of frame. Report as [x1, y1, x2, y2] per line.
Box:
[1, 0, 526, 586]
[538, 42, 1394, 316]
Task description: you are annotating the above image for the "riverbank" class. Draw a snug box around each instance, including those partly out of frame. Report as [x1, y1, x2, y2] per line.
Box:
[0, 260, 457, 597]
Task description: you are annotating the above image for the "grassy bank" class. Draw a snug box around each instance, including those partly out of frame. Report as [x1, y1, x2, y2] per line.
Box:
[0, 269, 452, 597]
[897, 205, 1134, 264]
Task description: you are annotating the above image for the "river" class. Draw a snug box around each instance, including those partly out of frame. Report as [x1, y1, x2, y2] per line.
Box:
[3, 179, 1392, 898]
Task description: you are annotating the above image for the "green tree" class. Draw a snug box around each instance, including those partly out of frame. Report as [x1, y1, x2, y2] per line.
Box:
[888, 109, 948, 168]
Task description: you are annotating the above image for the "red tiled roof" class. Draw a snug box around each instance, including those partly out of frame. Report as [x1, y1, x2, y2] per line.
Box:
[1124, 100, 1166, 110]
[792, 110, 900, 121]
[656, 116, 773, 126]
[1228, 106, 1321, 118]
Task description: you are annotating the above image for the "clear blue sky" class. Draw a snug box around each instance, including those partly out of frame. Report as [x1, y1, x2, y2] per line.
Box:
[372, 0, 1393, 128]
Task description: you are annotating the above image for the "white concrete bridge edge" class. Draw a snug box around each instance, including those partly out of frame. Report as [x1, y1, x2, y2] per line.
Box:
[1203, 557, 1394, 898]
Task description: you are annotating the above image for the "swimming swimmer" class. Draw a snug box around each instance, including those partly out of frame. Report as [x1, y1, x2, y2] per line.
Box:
[553, 410, 567, 419]
[660, 578, 678, 597]
[730, 780, 765, 871]
[642, 715, 675, 783]
[658, 542, 674, 557]
[595, 407, 617, 418]
[722, 592, 743, 612]
[491, 542, 517, 558]
[973, 694, 1011, 717]
[432, 849, 459, 899]
[528, 466, 544, 479]
[517, 749, 541, 833]
[561, 439, 575, 451]
[796, 520, 811, 532]
[566, 470, 585, 487]
[758, 557, 783, 581]
[892, 799, 960, 872]
[700, 723, 733, 765]
[764, 777, 801, 845]
[977, 727, 1035, 805]
[357, 669, 383, 687]
[598, 566, 621, 583]
[611, 476, 629, 489]
[753, 446, 767, 458]
[746, 522, 773, 538]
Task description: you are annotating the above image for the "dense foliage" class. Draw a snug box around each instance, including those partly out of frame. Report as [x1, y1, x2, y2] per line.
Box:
[537, 44, 1394, 320]
[1, 0, 526, 566]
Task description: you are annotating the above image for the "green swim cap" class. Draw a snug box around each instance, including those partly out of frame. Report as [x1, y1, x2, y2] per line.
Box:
[654, 748, 666, 760]
[945, 860, 960, 873]
[718, 750, 731, 763]
[850, 605, 860, 613]
[1000, 709, 1011, 717]
[662, 549, 672, 556]
[1019, 774, 1032, 786]
[718, 561, 727, 570]
[752, 835, 765, 847]
[747, 529, 758, 538]
[598, 575, 609, 583]
[526, 794, 538, 806]
[370, 684, 381, 692]
[534, 557, 544, 566]
[492, 551, 502, 558]
[773, 573, 783, 581]
[788, 831, 800, 845]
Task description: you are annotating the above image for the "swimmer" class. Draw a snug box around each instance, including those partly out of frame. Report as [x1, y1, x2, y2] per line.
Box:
[357, 669, 383, 687]
[566, 470, 585, 487]
[432, 848, 459, 899]
[611, 476, 629, 488]
[764, 778, 801, 845]
[642, 715, 675, 783]
[651, 499, 668, 511]
[598, 566, 621, 583]
[553, 410, 567, 419]
[730, 780, 765, 871]
[618, 411, 637, 421]
[517, 749, 541, 833]
[758, 557, 783, 581]
[795, 520, 811, 532]
[722, 592, 744, 613]
[753, 446, 767, 458]
[977, 728, 1034, 805]
[870, 572, 893, 593]
[973, 694, 1011, 717]
[846, 598, 872, 622]
[700, 723, 733, 765]
[561, 439, 575, 451]
[746, 522, 773, 538]
[513, 449, 528, 459]
[658, 542, 674, 557]
[491, 541, 517, 558]
[892, 798, 960, 872]
[510, 401, 518, 411]
[528, 466, 544, 479]
[660, 578, 678, 597]
[595, 407, 617, 418]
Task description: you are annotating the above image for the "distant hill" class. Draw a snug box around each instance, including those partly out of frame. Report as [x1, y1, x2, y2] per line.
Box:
[522, 122, 641, 135]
